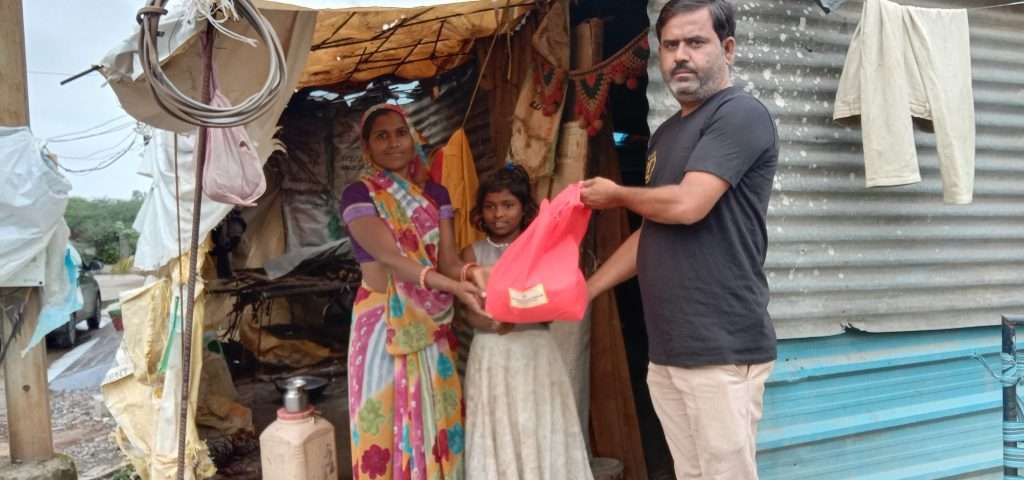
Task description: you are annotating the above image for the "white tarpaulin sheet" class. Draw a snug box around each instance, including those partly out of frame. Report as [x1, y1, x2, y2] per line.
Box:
[0, 127, 77, 355]
[132, 132, 235, 271]
[0, 127, 71, 287]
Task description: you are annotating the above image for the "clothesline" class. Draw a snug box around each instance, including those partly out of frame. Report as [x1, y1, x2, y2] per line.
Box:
[967, 0, 1024, 10]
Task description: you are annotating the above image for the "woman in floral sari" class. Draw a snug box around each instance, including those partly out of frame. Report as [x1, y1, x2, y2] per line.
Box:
[340, 103, 487, 480]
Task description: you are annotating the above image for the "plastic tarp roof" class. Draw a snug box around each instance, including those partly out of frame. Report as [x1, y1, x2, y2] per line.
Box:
[269, 0, 534, 87]
[99, 1, 532, 128]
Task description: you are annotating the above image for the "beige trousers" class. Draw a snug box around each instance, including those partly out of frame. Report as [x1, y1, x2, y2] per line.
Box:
[647, 362, 774, 480]
[833, 0, 975, 204]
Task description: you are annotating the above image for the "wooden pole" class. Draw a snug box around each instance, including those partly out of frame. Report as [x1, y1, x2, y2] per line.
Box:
[576, 18, 649, 480]
[3, 290, 56, 462]
[0, 0, 55, 463]
[1, 0, 31, 127]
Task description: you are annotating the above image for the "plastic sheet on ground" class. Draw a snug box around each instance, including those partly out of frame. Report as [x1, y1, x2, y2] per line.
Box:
[238, 316, 336, 368]
[197, 350, 253, 435]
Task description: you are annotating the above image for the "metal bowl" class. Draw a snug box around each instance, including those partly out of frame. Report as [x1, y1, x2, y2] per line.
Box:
[274, 375, 329, 402]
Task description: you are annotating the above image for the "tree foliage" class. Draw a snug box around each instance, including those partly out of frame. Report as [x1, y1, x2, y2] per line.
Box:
[64, 191, 144, 264]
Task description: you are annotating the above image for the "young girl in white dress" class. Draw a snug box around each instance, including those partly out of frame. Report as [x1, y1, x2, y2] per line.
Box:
[461, 164, 593, 480]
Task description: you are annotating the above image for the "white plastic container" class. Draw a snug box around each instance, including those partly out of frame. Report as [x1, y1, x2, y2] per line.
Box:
[260, 381, 338, 479]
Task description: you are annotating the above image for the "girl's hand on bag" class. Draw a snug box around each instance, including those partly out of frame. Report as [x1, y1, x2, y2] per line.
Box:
[465, 312, 510, 334]
[454, 281, 491, 319]
[494, 322, 514, 335]
[464, 311, 494, 331]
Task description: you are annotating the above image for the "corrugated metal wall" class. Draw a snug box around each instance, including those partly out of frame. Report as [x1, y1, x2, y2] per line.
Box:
[645, 0, 1024, 339]
[758, 326, 1002, 479]
[404, 71, 498, 175]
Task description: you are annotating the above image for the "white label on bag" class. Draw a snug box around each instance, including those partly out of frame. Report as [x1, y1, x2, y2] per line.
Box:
[509, 284, 549, 309]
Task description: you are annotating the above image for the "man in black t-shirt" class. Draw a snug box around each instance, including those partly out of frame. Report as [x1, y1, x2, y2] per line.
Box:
[582, 1, 778, 479]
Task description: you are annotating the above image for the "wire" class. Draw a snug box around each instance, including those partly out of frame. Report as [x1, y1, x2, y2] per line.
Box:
[28, 70, 77, 77]
[46, 123, 152, 163]
[46, 122, 136, 145]
[968, 1, 1024, 10]
[54, 136, 141, 174]
[46, 115, 131, 142]
[49, 132, 135, 161]
[136, 0, 288, 127]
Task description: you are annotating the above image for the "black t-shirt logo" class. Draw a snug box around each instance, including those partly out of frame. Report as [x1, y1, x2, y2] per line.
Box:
[645, 152, 657, 184]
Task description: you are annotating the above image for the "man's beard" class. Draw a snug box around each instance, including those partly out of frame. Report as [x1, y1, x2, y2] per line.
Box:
[665, 62, 726, 104]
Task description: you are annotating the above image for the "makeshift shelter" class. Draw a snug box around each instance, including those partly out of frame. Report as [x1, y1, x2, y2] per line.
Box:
[97, 1, 653, 479]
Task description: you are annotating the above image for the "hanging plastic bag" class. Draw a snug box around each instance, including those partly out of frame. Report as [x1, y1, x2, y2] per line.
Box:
[485, 182, 591, 323]
[202, 81, 266, 207]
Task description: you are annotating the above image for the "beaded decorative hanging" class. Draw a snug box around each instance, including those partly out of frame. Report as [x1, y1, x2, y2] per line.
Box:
[571, 31, 650, 136]
[531, 29, 650, 136]
[533, 53, 569, 116]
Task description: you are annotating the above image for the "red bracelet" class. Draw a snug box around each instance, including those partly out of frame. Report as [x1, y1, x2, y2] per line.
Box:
[419, 266, 435, 289]
[460, 262, 479, 283]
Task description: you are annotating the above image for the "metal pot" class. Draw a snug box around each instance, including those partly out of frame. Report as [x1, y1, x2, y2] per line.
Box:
[274, 375, 329, 403]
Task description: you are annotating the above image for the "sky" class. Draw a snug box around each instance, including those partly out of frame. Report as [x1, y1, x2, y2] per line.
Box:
[23, 1, 151, 200]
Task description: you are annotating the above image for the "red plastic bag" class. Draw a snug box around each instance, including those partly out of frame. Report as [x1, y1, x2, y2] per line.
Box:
[485, 182, 591, 323]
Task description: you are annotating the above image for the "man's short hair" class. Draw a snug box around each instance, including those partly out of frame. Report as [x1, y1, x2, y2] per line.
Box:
[656, 0, 736, 42]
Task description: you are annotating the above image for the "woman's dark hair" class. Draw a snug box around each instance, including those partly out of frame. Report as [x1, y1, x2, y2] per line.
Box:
[656, 0, 736, 42]
[471, 163, 539, 235]
[361, 108, 402, 142]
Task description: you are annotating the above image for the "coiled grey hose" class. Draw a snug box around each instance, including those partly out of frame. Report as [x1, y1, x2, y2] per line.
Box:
[136, 0, 287, 127]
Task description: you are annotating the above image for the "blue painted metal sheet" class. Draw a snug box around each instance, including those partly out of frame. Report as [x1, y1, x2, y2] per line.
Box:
[758, 326, 1003, 479]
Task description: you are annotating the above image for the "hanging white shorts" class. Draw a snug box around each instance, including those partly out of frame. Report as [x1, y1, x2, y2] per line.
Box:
[833, 0, 975, 204]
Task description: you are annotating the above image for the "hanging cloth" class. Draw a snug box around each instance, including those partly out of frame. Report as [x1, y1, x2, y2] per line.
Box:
[439, 128, 484, 252]
[507, 0, 571, 178]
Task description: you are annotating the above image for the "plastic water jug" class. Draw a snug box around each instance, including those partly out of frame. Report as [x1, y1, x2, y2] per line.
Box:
[259, 378, 338, 479]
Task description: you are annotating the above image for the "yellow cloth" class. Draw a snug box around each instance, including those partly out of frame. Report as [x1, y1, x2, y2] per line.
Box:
[441, 128, 484, 252]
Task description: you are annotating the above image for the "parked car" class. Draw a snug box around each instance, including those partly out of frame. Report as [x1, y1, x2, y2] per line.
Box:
[47, 258, 103, 348]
